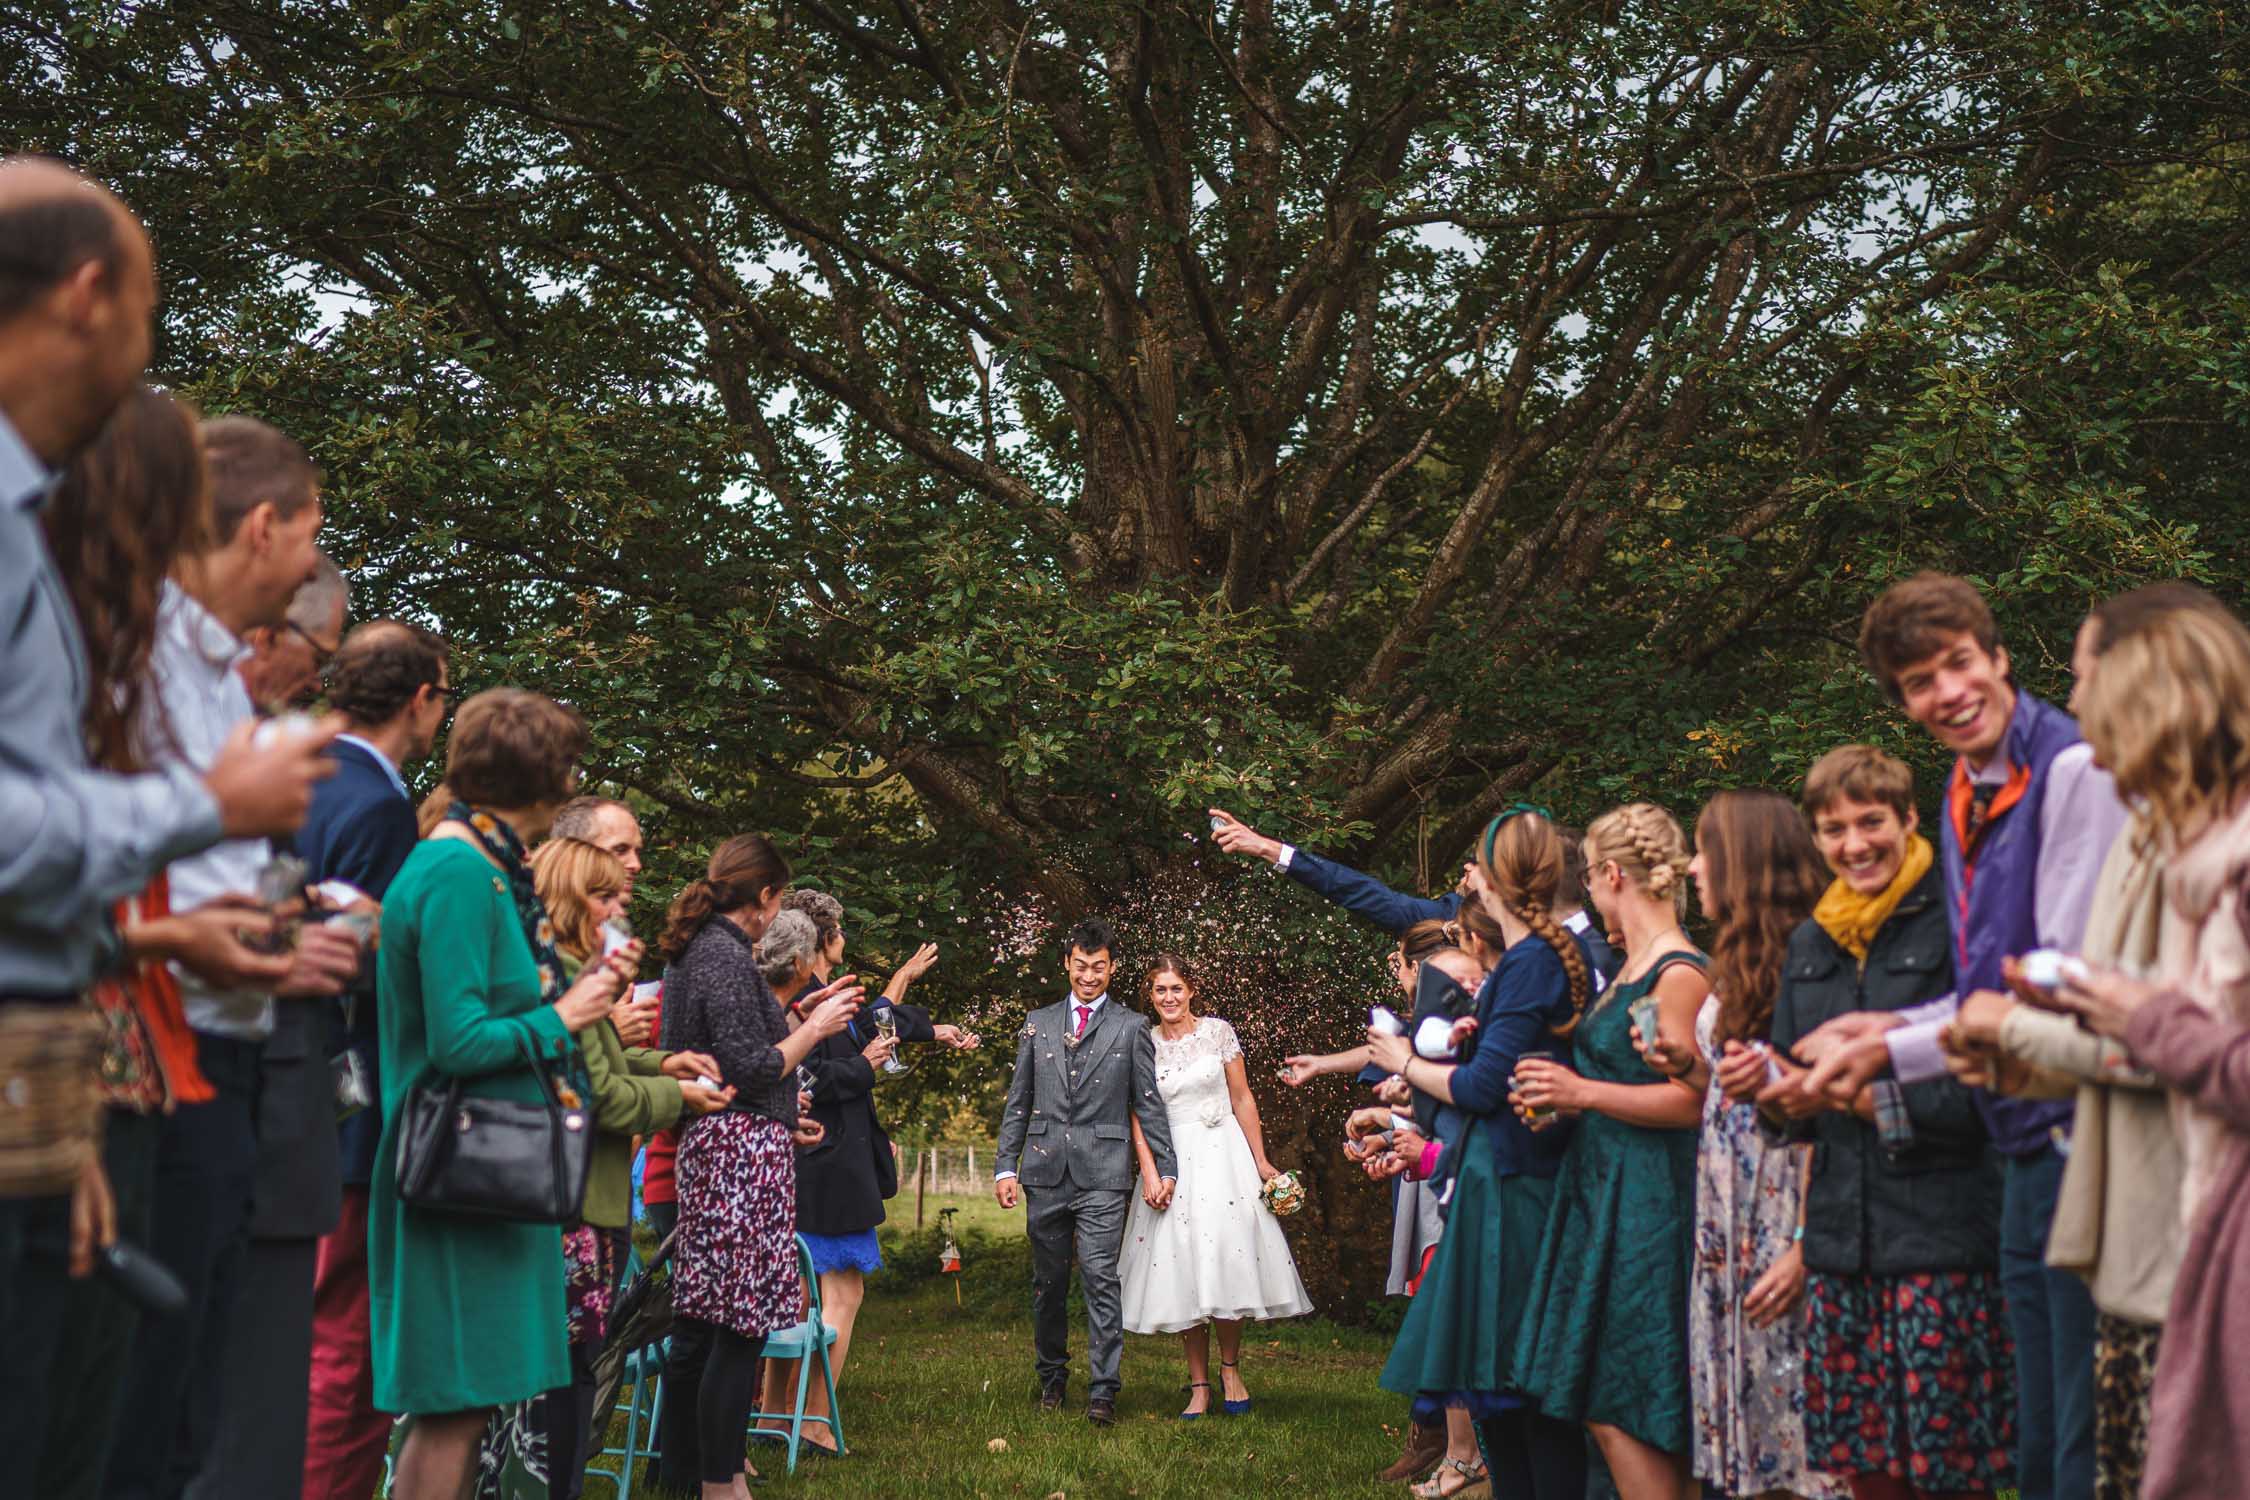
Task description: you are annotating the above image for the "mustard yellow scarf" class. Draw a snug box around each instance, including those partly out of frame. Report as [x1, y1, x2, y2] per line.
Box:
[1812, 833, 1934, 961]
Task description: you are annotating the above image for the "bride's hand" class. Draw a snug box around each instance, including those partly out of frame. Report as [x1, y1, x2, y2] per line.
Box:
[1139, 1170, 1165, 1209]
[1255, 1158, 1281, 1183]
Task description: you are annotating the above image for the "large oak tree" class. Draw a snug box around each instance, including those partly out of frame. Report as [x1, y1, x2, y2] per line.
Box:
[14, 0, 2250, 1308]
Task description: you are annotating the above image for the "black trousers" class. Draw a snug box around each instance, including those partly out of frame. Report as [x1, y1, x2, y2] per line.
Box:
[182, 1236, 319, 1500]
[643, 1201, 704, 1493]
[12, 1111, 167, 1500]
[103, 1034, 264, 1500]
[657, 1307, 714, 1494]
[1477, 1408, 1588, 1500]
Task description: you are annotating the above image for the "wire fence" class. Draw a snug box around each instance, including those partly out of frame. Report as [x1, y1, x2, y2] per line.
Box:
[894, 1141, 996, 1197]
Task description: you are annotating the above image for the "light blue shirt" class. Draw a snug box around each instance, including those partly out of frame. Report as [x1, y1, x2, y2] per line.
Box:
[0, 410, 223, 995]
[335, 732, 409, 800]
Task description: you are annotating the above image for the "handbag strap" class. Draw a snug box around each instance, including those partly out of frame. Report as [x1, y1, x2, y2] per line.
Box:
[410, 1018, 572, 1103]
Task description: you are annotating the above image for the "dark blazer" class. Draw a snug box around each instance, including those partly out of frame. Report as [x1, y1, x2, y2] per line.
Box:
[287, 738, 418, 1194]
[1771, 866, 2001, 1276]
[1285, 847, 1460, 933]
[795, 1002, 933, 1236]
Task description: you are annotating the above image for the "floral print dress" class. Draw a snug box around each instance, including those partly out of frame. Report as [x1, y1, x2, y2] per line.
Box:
[1689, 997, 1846, 1498]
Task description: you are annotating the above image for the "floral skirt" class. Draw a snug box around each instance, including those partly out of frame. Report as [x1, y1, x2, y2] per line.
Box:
[1802, 1270, 2016, 1492]
[563, 1223, 622, 1346]
[675, 1112, 800, 1338]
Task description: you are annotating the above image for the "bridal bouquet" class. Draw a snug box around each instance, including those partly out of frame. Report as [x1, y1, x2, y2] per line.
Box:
[1259, 1170, 1306, 1218]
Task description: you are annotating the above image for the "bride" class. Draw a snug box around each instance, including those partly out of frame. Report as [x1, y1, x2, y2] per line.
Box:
[1121, 954, 1312, 1418]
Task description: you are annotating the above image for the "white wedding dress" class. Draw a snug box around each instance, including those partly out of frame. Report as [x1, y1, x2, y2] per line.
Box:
[1120, 1017, 1313, 1334]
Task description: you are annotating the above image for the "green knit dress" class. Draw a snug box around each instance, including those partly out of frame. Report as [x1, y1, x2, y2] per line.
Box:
[369, 838, 573, 1413]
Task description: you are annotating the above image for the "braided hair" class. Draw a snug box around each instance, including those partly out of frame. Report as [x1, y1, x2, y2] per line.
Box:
[1584, 802, 1692, 920]
[1476, 809, 1593, 1033]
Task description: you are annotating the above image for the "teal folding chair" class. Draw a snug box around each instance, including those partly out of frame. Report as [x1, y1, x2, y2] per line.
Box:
[583, 1335, 668, 1497]
[742, 1235, 846, 1475]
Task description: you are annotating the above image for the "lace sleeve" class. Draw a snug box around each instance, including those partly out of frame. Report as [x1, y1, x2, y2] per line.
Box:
[1212, 1017, 1242, 1064]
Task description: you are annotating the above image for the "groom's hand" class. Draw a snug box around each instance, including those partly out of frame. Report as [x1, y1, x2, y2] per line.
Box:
[994, 1177, 1020, 1209]
[1155, 1177, 1177, 1210]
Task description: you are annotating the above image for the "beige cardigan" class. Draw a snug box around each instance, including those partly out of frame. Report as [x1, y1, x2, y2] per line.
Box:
[1997, 825, 2182, 1325]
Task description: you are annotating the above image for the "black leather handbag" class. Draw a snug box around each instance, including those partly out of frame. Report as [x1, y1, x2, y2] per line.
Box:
[393, 1028, 592, 1223]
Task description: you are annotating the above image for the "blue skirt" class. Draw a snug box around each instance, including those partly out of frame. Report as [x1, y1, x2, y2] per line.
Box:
[800, 1227, 883, 1276]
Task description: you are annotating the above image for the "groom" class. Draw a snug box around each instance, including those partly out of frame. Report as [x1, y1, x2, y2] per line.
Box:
[994, 918, 1177, 1425]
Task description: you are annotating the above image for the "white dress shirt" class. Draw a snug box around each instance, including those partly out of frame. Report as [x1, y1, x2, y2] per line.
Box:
[149, 582, 273, 1039]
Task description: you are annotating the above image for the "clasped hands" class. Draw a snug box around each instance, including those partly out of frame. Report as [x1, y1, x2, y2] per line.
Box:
[1139, 1171, 1180, 1210]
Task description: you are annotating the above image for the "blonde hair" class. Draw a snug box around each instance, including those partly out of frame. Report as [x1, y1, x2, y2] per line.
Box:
[1584, 802, 1692, 914]
[2079, 605, 2250, 846]
[1476, 811, 1592, 1032]
[530, 837, 628, 963]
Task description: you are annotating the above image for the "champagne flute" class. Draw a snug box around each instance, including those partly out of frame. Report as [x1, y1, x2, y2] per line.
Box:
[872, 1002, 910, 1076]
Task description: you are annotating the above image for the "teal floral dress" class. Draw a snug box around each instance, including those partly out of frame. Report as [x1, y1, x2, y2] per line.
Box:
[1510, 951, 1703, 1454]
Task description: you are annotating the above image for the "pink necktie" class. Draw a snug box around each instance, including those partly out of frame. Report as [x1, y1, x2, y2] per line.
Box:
[1073, 1004, 1091, 1039]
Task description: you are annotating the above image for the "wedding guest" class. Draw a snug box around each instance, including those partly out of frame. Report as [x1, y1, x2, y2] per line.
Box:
[1766, 745, 2013, 1500]
[656, 836, 861, 1498]
[188, 560, 362, 1500]
[1654, 790, 1842, 1500]
[366, 690, 633, 1500]
[1369, 809, 1593, 1500]
[3, 385, 300, 1500]
[297, 620, 454, 1500]
[757, 890, 976, 1452]
[1510, 803, 1707, 1500]
[1281, 916, 1453, 1483]
[1935, 583, 2232, 1499]
[523, 836, 730, 1500]
[552, 794, 645, 899]
[2041, 600, 2250, 1500]
[237, 552, 346, 710]
[1805, 575, 2124, 1500]
[1211, 808, 1619, 983]
[106, 415, 365, 1500]
[0, 161, 334, 1427]
[1120, 955, 1309, 1419]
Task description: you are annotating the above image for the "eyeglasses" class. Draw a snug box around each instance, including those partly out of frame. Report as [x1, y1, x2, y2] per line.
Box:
[284, 621, 338, 673]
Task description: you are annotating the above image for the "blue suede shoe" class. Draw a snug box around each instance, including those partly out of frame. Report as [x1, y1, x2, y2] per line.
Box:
[1220, 1362, 1252, 1416]
[1179, 1381, 1214, 1420]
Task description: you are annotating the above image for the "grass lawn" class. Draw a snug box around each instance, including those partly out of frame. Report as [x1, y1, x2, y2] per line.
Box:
[588, 1192, 1412, 1498]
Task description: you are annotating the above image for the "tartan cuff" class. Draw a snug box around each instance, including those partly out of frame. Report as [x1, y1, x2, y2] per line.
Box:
[1872, 1080, 1915, 1151]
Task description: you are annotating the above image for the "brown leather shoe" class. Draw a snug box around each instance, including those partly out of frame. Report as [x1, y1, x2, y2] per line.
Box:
[1086, 1397, 1116, 1427]
[1379, 1420, 1445, 1482]
[1037, 1381, 1066, 1412]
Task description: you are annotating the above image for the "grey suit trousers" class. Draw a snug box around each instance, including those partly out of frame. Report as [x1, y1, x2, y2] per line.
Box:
[1026, 1173, 1130, 1400]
